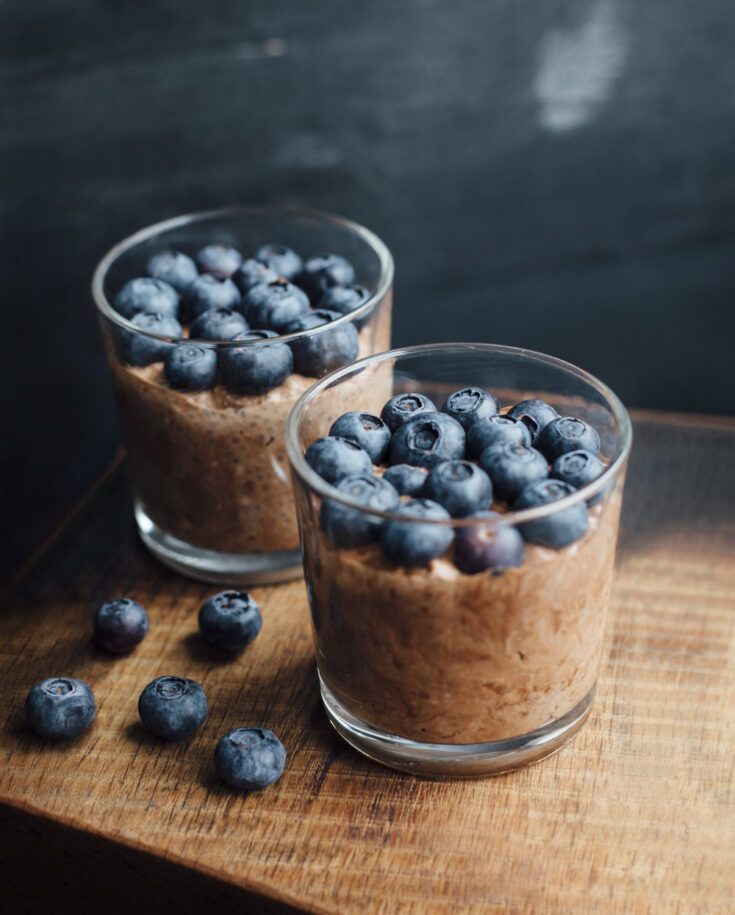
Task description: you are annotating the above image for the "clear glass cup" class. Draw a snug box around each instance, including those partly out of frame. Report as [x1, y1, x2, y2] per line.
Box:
[286, 343, 632, 777]
[92, 206, 393, 584]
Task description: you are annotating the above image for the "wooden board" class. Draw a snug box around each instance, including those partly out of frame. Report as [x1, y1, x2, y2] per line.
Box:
[1, 411, 734, 914]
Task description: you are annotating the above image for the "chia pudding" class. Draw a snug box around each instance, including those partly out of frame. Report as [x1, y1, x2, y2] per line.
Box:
[94, 209, 393, 576]
[287, 345, 631, 771]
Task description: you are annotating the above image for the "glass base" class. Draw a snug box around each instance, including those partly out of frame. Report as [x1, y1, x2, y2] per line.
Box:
[320, 675, 596, 778]
[134, 499, 303, 585]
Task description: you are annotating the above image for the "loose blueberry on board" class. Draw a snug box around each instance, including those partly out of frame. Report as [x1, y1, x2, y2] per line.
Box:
[454, 512, 525, 574]
[164, 342, 218, 392]
[318, 285, 371, 328]
[466, 414, 532, 459]
[25, 678, 96, 739]
[441, 387, 499, 431]
[505, 399, 560, 444]
[298, 253, 356, 303]
[515, 479, 588, 548]
[231, 258, 280, 295]
[146, 250, 198, 293]
[536, 416, 601, 462]
[195, 243, 243, 278]
[380, 392, 437, 432]
[138, 676, 208, 740]
[118, 312, 182, 366]
[254, 243, 303, 281]
[214, 727, 286, 790]
[114, 277, 179, 320]
[242, 279, 310, 333]
[381, 498, 454, 567]
[478, 441, 549, 503]
[198, 591, 263, 652]
[179, 275, 242, 323]
[321, 473, 400, 548]
[189, 307, 248, 342]
[389, 412, 466, 469]
[422, 460, 493, 517]
[383, 463, 429, 497]
[305, 436, 373, 485]
[328, 412, 391, 464]
[219, 330, 293, 395]
[551, 449, 606, 505]
[94, 597, 149, 654]
[284, 309, 359, 377]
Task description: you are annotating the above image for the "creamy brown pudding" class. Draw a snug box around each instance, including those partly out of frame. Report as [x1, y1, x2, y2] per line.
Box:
[108, 311, 391, 555]
[304, 488, 622, 744]
[288, 345, 630, 776]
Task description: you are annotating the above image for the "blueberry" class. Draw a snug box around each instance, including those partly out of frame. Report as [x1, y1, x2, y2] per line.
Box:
[380, 393, 437, 432]
[551, 449, 606, 505]
[321, 473, 399, 548]
[285, 309, 359, 378]
[454, 512, 525, 574]
[118, 312, 182, 366]
[180, 275, 242, 323]
[506, 399, 560, 444]
[94, 597, 149, 654]
[467, 414, 532, 459]
[138, 676, 207, 740]
[536, 416, 601, 462]
[242, 279, 310, 333]
[146, 250, 198, 293]
[189, 307, 248, 342]
[114, 277, 179, 320]
[25, 678, 96, 739]
[383, 463, 428, 497]
[389, 413, 466, 469]
[515, 479, 588, 548]
[214, 727, 286, 790]
[198, 590, 263, 652]
[164, 342, 218, 392]
[422, 460, 492, 517]
[195, 243, 243, 278]
[328, 412, 391, 464]
[479, 441, 548, 503]
[298, 254, 355, 303]
[231, 258, 280, 295]
[254, 243, 303, 281]
[441, 387, 499, 431]
[305, 436, 373, 484]
[318, 285, 371, 329]
[381, 498, 453, 567]
[219, 330, 293, 395]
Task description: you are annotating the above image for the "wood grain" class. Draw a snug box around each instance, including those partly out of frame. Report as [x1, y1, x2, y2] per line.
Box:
[1, 412, 734, 914]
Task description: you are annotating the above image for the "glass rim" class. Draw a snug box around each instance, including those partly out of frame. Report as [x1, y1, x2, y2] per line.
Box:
[90, 204, 394, 347]
[285, 342, 633, 528]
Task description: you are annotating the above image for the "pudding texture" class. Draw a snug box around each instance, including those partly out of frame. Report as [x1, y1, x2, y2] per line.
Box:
[106, 297, 391, 554]
[304, 485, 623, 745]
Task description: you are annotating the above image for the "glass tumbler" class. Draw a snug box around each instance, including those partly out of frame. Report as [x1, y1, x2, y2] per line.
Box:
[286, 343, 632, 776]
[92, 206, 393, 584]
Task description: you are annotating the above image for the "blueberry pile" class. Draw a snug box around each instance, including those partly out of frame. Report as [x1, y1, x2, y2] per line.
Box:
[113, 241, 371, 389]
[307, 390, 606, 571]
[23, 591, 285, 791]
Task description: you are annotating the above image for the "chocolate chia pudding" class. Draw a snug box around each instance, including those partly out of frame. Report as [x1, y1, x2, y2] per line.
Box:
[107, 311, 391, 555]
[304, 487, 622, 744]
[93, 209, 395, 582]
[287, 345, 631, 771]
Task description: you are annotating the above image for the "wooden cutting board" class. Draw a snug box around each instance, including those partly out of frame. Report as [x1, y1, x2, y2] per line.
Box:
[1, 411, 733, 914]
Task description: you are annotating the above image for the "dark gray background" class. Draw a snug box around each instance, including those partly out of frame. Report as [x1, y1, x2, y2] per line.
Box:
[2, 0, 734, 577]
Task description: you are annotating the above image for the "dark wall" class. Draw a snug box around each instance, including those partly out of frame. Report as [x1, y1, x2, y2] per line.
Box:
[2, 0, 734, 576]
